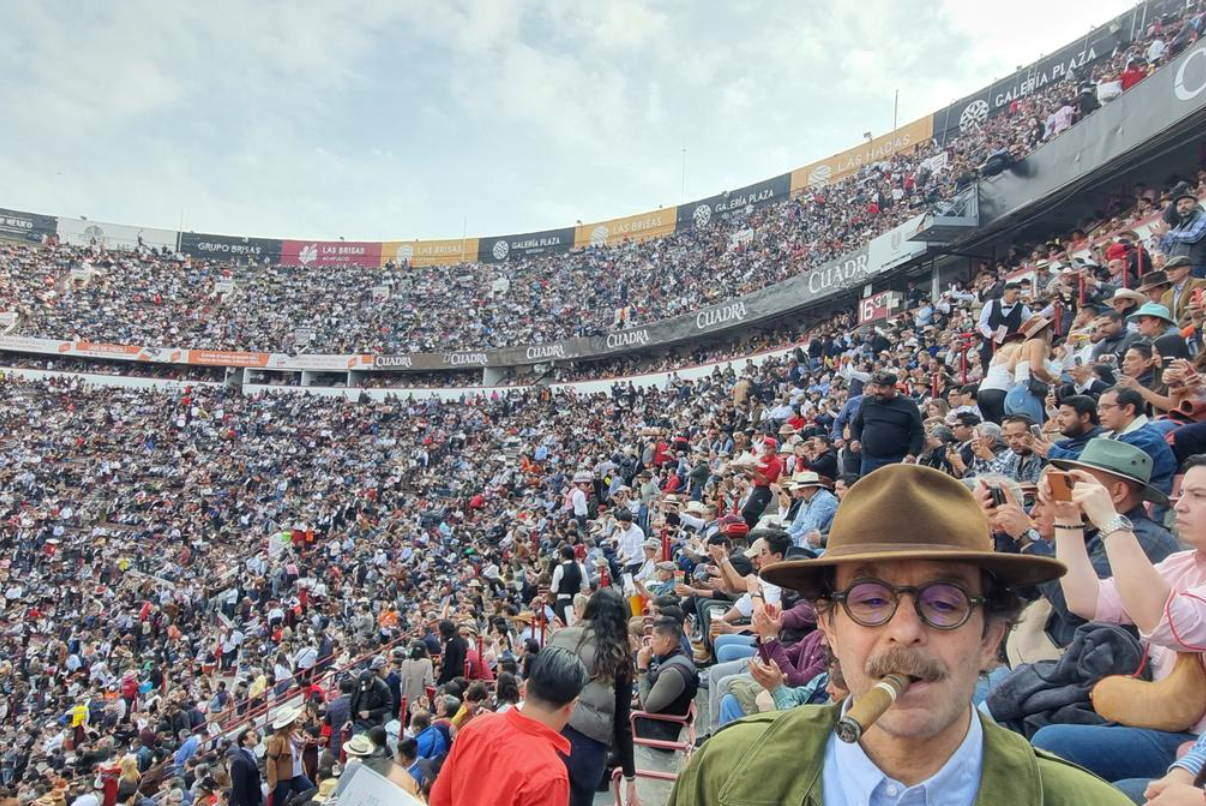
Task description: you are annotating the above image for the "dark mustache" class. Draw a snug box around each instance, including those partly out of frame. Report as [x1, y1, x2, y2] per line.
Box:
[865, 647, 945, 683]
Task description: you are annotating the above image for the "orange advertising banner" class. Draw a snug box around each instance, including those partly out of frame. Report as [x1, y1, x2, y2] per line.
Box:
[380, 238, 480, 267]
[186, 350, 270, 367]
[790, 116, 934, 193]
[573, 207, 678, 249]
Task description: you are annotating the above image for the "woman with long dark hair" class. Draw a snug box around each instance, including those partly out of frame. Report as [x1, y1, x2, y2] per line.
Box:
[548, 587, 637, 806]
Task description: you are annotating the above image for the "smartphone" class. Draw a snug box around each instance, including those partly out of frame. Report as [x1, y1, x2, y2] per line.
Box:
[1162, 355, 1177, 369]
[1029, 425, 1043, 439]
[989, 486, 1006, 508]
[1048, 471, 1075, 502]
[756, 638, 771, 664]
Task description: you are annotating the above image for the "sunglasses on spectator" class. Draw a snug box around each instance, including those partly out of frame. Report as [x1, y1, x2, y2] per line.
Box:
[826, 578, 986, 630]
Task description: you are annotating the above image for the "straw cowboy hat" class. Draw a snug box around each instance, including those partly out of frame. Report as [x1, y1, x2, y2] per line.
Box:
[271, 704, 303, 730]
[760, 464, 1065, 596]
[785, 471, 831, 492]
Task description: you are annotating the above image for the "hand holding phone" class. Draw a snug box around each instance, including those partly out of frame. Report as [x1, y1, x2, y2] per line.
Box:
[1047, 471, 1075, 502]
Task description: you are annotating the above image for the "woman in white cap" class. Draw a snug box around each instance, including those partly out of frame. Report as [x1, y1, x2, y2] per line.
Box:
[265, 705, 313, 806]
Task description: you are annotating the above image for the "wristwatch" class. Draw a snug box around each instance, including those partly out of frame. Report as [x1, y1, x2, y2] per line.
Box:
[1097, 514, 1134, 539]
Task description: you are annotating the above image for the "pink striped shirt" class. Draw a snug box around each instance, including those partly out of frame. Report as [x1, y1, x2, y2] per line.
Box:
[1093, 549, 1206, 734]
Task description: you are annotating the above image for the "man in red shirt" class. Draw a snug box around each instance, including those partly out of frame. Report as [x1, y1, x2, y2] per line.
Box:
[429, 645, 587, 806]
[740, 437, 783, 528]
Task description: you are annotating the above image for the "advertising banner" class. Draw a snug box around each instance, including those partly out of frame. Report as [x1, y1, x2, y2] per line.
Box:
[790, 116, 933, 193]
[266, 354, 372, 372]
[180, 232, 283, 262]
[573, 207, 678, 248]
[380, 238, 479, 267]
[56, 218, 179, 252]
[185, 350, 270, 367]
[279, 240, 383, 268]
[677, 174, 791, 230]
[0, 208, 58, 243]
[931, 26, 1125, 144]
[477, 227, 575, 263]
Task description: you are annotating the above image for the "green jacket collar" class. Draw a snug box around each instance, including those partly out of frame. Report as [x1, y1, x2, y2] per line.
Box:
[715, 704, 1043, 806]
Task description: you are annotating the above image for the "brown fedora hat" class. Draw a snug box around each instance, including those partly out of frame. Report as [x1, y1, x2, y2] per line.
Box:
[759, 464, 1065, 596]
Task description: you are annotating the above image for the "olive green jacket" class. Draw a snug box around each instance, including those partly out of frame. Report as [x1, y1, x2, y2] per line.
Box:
[668, 704, 1132, 806]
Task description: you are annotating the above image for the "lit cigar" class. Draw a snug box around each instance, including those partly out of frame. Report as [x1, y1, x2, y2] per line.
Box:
[835, 673, 913, 743]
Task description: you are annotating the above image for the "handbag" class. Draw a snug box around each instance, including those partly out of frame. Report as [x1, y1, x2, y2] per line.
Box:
[1091, 650, 1206, 731]
[1026, 378, 1050, 398]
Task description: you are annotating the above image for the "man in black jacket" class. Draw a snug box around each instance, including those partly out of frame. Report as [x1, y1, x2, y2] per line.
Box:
[849, 372, 924, 477]
[350, 662, 391, 733]
[228, 728, 263, 806]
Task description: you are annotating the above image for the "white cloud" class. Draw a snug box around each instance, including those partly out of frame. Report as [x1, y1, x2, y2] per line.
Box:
[0, 0, 1138, 240]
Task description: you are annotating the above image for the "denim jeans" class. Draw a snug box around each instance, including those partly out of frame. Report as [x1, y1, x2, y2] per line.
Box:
[714, 634, 757, 664]
[859, 453, 905, 477]
[1030, 724, 1196, 782]
[718, 693, 748, 728]
[272, 774, 314, 806]
[561, 725, 608, 806]
[708, 660, 753, 732]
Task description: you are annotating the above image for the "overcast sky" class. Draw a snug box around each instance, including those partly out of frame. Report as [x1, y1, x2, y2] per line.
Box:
[1, 0, 1134, 241]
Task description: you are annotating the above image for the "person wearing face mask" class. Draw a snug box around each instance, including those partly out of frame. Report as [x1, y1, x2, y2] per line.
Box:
[1157, 191, 1206, 279]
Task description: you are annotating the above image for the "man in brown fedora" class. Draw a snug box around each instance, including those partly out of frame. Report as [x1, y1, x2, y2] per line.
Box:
[668, 464, 1130, 805]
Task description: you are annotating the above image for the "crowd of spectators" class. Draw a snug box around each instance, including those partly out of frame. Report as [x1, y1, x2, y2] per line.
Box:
[9, 8, 1206, 806]
[1, 16, 1189, 363]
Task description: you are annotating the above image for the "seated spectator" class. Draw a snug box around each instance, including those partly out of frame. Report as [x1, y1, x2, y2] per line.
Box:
[986, 440, 1182, 649]
[969, 415, 1046, 483]
[783, 473, 839, 551]
[410, 711, 448, 761]
[1030, 454, 1206, 786]
[634, 616, 699, 743]
[1035, 395, 1105, 461]
[1095, 386, 1177, 494]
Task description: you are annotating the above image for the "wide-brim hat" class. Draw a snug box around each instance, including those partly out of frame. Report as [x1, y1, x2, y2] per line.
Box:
[786, 471, 831, 491]
[511, 611, 534, 624]
[760, 465, 1065, 596]
[1049, 438, 1168, 505]
[1107, 288, 1147, 306]
[343, 734, 376, 757]
[684, 501, 708, 516]
[1018, 314, 1053, 340]
[271, 704, 303, 730]
[1127, 301, 1177, 326]
[1137, 272, 1172, 292]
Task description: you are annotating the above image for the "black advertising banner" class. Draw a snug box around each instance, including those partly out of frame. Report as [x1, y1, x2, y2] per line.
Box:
[476, 227, 576, 263]
[676, 173, 792, 230]
[932, 24, 1126, 144]
[0, 207, 58, 242]
[979, 36, 1206, 228]
[180, 232, 283, 262]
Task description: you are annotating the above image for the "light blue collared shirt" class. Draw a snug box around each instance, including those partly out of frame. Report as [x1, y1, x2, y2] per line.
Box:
[787, 488, 839, 547]
[821, 697, 983, 806]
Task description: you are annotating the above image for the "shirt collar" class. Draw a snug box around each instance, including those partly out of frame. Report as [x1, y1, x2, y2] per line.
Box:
[832, 697, 983, 806]
[506, 706, 571, 755]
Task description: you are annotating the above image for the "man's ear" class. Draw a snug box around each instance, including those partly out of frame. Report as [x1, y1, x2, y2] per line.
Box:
[815, 603, 838, 655]
[979, 617, 1008, 672]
